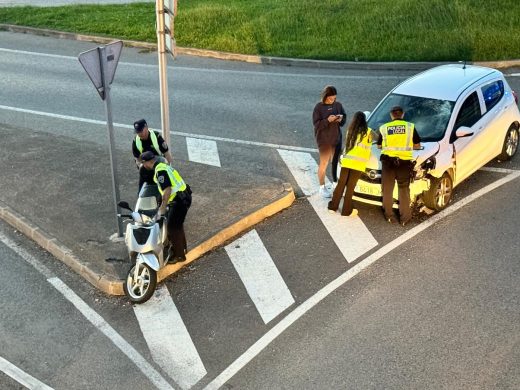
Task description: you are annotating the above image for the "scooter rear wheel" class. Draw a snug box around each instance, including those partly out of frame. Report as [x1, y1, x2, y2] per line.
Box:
[123, 262, 157, 304]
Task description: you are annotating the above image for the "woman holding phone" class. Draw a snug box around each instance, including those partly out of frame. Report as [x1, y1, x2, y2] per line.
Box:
[312, 85, 347, 198]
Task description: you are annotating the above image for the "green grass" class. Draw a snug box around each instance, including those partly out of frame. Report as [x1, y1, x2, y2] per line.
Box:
[1, 0, 519, 61]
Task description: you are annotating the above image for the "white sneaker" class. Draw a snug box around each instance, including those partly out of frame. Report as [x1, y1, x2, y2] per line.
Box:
[319, 185, 332, 198]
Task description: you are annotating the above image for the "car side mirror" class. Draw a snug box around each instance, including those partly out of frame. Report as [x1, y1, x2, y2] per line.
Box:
[118, 201, 132, 211]
[455, 126, 474, 138]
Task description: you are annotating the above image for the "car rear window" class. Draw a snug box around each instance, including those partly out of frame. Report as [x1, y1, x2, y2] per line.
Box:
[481, 80, 504, 111]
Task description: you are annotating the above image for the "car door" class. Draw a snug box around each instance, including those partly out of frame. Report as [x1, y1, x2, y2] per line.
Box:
[450, 90, 486, 184]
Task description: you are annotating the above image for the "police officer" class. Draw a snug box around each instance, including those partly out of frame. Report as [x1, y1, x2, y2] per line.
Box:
[132, 119, 173, 190]
[141, 151, 192, 263]
[377, 106, 421, 226]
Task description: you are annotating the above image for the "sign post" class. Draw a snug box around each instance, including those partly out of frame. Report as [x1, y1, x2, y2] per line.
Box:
[156, 0, 177, 146]
[78, 41, 124, 237]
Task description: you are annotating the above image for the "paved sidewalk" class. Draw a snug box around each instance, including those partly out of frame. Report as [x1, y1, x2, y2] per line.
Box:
[0, 123, 294, 295]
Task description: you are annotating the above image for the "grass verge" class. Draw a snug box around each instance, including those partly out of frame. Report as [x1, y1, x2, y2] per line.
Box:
[0, 0, 519, 61]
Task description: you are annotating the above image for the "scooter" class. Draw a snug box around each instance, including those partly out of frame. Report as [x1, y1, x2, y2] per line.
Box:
[118, 183, 168, 303]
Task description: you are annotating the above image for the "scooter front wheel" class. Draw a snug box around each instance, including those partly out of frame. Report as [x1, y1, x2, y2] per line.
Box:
[123, 262, 157, 304]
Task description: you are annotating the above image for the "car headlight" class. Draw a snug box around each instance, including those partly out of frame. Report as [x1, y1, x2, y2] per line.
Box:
[422, 157, 436, 171]
[414, 157, 436, 180]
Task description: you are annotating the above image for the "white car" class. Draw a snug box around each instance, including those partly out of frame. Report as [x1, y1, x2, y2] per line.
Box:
[354, 64, 520, 211]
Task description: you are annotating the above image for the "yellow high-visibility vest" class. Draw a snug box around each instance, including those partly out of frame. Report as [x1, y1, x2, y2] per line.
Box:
[340, 129, 373, 172]
[379, 120, 414, 160]
[135, 130, 161, 155]
[153, 162, 186, 203]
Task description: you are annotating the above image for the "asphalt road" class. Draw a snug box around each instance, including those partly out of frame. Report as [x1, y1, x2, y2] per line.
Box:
[1, 31, 519, 389]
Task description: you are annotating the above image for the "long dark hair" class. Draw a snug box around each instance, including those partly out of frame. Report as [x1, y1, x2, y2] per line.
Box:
[345, 111, 369, 153]
[320, 85, 337, 103]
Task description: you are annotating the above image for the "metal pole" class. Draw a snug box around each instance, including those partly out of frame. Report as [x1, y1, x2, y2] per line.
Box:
[156, 0, 171, 146]
[99, 46, 123, 237]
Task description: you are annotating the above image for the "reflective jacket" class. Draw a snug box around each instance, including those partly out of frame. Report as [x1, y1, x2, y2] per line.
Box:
[135, 130, 161, 155]
[153, 162, 187, 203]
[340, 130, 373, 172]
[379, 120, 414, 160]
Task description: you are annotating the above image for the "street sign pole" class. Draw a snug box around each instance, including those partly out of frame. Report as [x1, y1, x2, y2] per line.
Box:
[99, 46, 123, 237]
[78, 41, 123, 238]
[156, 0, 171, 146]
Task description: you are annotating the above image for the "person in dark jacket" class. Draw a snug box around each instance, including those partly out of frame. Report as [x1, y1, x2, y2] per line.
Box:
[312, 85, 347, 198]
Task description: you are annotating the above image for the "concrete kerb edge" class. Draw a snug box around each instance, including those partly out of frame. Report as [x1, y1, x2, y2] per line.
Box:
[2, 24, 519, 70]
[0, 184, 294, 297]
[157, 184, 296, 282]
[0, 200, 123, 295]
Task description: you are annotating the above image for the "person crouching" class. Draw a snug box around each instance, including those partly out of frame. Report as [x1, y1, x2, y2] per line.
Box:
[140, 151, 192, 263]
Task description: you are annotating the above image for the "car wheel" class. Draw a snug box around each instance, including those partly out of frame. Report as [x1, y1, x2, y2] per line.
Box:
[497, 125, 519, 161]
[422, 173, 453, 211]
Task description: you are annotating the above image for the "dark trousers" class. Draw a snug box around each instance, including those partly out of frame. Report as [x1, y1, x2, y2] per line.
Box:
[138, 165, 155, 191]
[166, 188, 192, 259]
[381, 158, 413, 223]
[331, 133, 343, 182]
[328, 167, 362, 216]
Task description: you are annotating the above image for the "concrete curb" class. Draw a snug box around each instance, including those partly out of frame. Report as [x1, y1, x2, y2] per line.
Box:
[0, 184, 295, 296]
[2, 24, 519, 71]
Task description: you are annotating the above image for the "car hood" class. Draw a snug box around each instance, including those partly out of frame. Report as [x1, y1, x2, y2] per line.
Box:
[366, 142, 440, 170]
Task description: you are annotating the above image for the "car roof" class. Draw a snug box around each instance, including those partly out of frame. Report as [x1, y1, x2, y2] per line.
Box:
[393, 64, 500, 101]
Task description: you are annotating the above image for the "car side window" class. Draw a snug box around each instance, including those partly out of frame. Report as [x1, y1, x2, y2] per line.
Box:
[454, 92, 482, 130]
[481, 80, 504, 111]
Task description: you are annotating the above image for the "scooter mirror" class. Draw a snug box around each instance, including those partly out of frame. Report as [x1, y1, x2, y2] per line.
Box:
[118, 201, 132, 211]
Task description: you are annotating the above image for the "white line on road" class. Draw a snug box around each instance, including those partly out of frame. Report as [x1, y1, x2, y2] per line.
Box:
[133, 285, 207, 390]
[479, 166, 518, 174]
[186, 137, 221, 167]
[0, 47, 405, 80]
[0, 104, 318, 153]
[225, 230, 295, 324]
[48, 278, 176, 390]
[0, 356, 54, 390]
[0, 231, 175, 390]
[278, 149, 378, 262]
[204, 169, 520, 390]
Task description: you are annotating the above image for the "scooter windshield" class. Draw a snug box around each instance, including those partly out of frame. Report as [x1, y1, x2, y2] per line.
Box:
[136, 184, 160, 213]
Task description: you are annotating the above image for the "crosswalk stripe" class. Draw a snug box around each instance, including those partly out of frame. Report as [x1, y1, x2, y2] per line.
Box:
[278, 149, 378, 263]
[226, 230, 295, 324]
[186, 137, 221, 167]
[133, 285, 207, 390]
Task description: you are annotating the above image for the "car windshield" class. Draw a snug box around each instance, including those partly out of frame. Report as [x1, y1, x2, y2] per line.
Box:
[367, 93, 455, 142]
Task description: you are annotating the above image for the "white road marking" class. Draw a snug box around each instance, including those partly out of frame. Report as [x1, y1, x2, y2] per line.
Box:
[225, 230, 295, 324]
[48, 278, 176, 390]
[0, 232, 175, 390]
[480, 166, 518, 174]
[278, 149, 378, 263]
[133, 285, 207, 390]
[0, 356, 54, 390]
[0, 47, 404, 80]
[0, 104, 317, 153]
[186, 137, 221, 167]
[204, 169, 520, 390]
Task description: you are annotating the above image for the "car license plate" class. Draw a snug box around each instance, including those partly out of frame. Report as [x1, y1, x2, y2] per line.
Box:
[355, 183, 382, 197]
